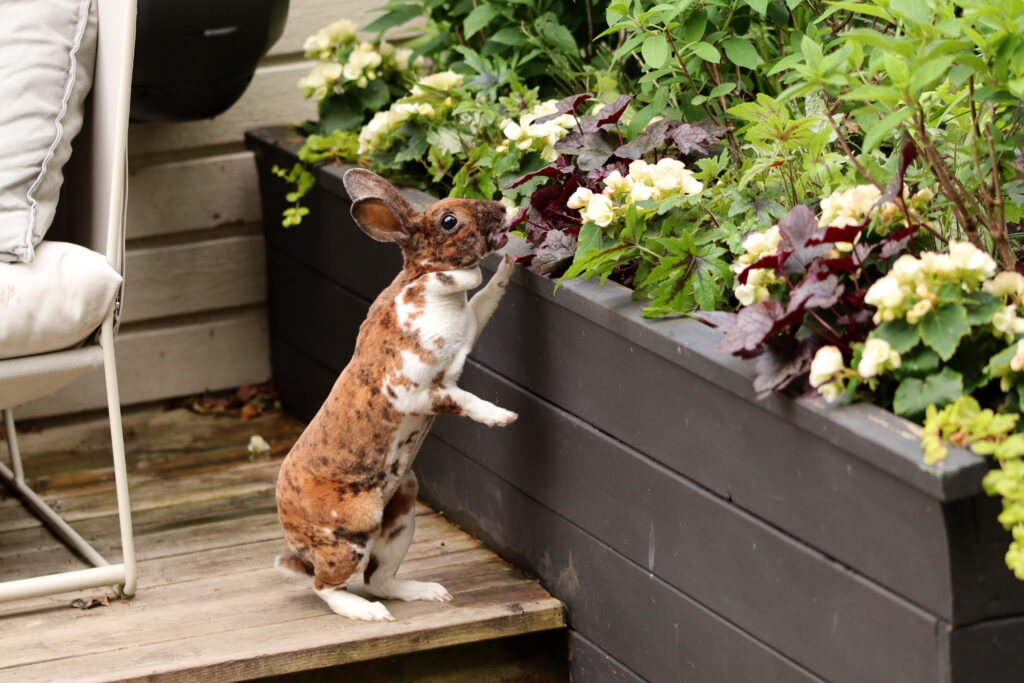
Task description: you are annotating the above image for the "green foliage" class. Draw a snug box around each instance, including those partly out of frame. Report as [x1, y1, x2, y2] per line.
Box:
[777, 0, 1024, 270]
[369, 0, 616, 96]
[923, 397, 1024, 578]
[271, 130, 360, 227]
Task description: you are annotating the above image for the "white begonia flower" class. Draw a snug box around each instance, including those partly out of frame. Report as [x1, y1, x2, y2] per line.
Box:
[248, 434, 271, 457]
[1012, 340, 1024, 372]
[584, 193, 615, 227]
[818, 382, 842, 403]
[746, 269, 765, 287]
[342, 62, 362, 82]
[417, 103, 435, 116]
[819, 184, 882, 228]
[500, 196, 517, 213]
[949, 241, 997, 278]
[865, 276, 904, 309]
[905, 298, 933, 325]
[413, 70, 464, 93]
[325, 19, 357, 43]
[378, 40, 396, 58]
[502, 121, 523, 141]
[394, 48, 413, 70]
[627, 160, 653, 184]
[603, 170, 632, 194]
[734, 284, 757, 307]
[303, 32, 332, 58]
[993, 306, 1018, 334]
[809, 346, 844, 387]
[985, 271, 1024, 298]
[858, 338, 899, 379]
[921, 252, 954, 276]
[566, 187, 594, 210]
[516, 138, 533, 151]
[630, 182, 656, 203]
[890, 254, 923, 283]
[742, 231, 767, 255]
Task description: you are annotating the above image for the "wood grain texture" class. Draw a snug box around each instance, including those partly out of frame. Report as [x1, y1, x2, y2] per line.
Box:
[0, 405, 564, 682]
[128, 63, 317, 158]
[127, 152, 262, 238]
[121, 234, 267, 323]
[15, 309, 271, 420]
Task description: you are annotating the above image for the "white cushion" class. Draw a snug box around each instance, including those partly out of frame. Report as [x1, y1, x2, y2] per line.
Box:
[0, 241, 121, 360]
[0, 0, 98, 264]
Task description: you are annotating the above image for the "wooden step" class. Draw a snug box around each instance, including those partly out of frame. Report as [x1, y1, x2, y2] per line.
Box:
[0, 406, 566, 682]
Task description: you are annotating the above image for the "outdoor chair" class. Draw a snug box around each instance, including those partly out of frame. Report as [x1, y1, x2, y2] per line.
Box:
[0, 0, 138, 602]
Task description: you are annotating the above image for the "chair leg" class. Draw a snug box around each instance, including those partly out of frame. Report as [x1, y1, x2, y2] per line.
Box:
[101, 317, 137, 599]
[3, 408, 24, 483]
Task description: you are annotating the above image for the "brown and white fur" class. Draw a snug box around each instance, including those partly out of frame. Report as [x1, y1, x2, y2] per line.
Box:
[274, 168, 517, 622]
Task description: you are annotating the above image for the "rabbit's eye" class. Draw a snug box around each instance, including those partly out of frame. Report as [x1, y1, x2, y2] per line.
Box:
[441, 214, 459, 232]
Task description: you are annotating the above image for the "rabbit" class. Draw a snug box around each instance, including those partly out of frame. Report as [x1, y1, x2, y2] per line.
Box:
[274, 168, 518, 622]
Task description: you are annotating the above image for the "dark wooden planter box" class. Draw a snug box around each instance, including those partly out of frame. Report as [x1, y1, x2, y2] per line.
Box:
[247, 126, 1024, 683]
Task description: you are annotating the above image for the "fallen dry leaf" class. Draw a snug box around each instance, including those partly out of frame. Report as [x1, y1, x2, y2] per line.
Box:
[70, 595, 110, 610]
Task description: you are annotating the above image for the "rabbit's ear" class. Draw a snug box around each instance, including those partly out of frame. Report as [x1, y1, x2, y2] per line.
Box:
[344, 168, 416, 243]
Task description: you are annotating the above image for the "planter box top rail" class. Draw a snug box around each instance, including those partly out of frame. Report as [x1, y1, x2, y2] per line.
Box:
[245, 125, 987, 503]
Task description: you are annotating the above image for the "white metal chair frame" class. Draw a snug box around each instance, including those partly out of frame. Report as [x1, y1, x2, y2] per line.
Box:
[0, 0, 138, 603]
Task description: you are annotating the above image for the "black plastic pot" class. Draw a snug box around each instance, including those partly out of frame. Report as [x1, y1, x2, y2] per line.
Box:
[247, 126, 1024, 683]
[131, 0, 289, 122]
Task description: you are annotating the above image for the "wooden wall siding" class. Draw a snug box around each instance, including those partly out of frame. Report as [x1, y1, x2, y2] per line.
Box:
[19, 0, 387, 420]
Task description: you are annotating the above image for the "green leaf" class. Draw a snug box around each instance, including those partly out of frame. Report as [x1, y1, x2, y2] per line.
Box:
[873, 319, 921, 353]
[827, 1, 890, 20]
[722, 38, 761, 70]
[536, 14, 579, 56]
[862, 107, 914, 153]
[491, 27, 528, 46]
[684, 10, 708, 43]
[642, 34, 670, 69]
[575, 222, 602, 259]
[921, 303, 970, 361]
[426, 126, 462, 155]
[801, 35, 823, 71]
[889, 0, 931, 24]
[464, 4, 500, 35]
[743, 0, 768, 14]
[900, 346, 940, 376]
[691, 41, 720, 63]
[908, 55, 955, 95]
[363, 4, 421, 33]
[709, 82, 736, 98]
[894, 368, 964, 419]
[965, 291, 1002, 325]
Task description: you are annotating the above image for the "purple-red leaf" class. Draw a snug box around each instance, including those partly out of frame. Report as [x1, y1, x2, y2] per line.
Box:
[737, 250, 791, 284]
[753, 337, 815, 399]
[580, 95, 632, 132]
[877, 133, 920, 208]
[693, 310, 737, 331]
[878, 225, 917, 259]
[531, 230, 578, 275]
[806, 221, 864, 246]
[784, 271, 843, 317]
[614, 118, 675, 159]
[531, 93, 592, 125]
[667, 122, 720, 156]
[717, 301, 784, 356]
[779, 205, 829, 273]
[505, 158, 575, 189]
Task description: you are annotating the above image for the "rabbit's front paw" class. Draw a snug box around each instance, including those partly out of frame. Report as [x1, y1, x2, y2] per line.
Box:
[493, 254, 515, 288]
[483, 406, 518, 428]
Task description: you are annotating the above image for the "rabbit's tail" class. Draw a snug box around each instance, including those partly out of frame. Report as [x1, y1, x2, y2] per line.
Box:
[274, 551, 314, 579]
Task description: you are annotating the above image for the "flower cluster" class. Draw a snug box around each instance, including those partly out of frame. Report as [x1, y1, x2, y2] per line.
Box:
[298, 22, 427, 102]
[864, 242, 998, 324]
[809, 339, 901, 402]
[497, 101, 577, 161]
[357, 71, 464, 154]
[819, 184, 934, 238]
[565, 158, 703, 228]
[730, 225, 782, 306]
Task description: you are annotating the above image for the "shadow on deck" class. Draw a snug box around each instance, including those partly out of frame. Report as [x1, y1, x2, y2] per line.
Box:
[0, 403, 566, 681]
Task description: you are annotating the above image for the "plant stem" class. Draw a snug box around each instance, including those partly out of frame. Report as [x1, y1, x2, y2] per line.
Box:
[823, 107, 883, 191]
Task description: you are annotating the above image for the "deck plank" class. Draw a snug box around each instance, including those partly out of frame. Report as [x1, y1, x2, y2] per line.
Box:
[0, 406, 564, 681]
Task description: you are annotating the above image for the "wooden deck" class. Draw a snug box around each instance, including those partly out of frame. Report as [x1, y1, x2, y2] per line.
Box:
[0, 401, 565, 681]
